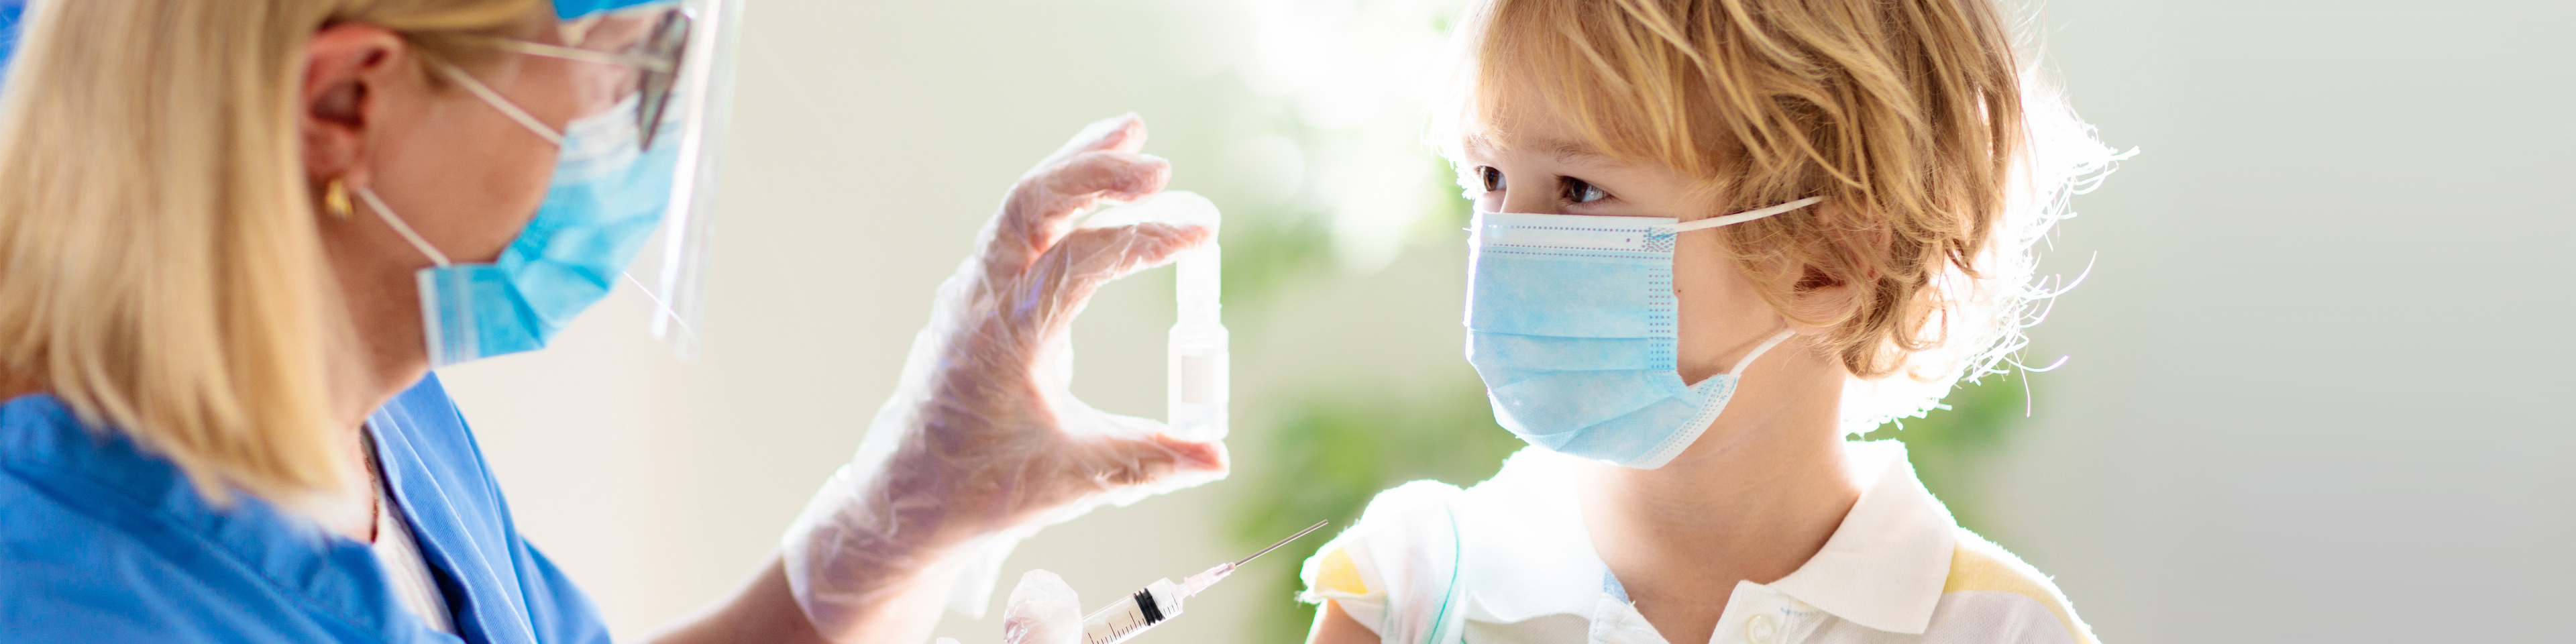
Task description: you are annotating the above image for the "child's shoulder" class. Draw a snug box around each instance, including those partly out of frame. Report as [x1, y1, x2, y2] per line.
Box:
[1297, 455, 1525, 605]
[1924, 527, 2102, 644]
[1297, 449, 1581, 639]
[1296, 478, 1469, 642]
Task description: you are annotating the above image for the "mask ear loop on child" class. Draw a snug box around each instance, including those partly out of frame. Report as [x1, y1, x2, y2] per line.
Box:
[1678, 196, 1820, 382]
[1676, 196, 1819, 383]
[1725, 328, 1799, 380]
[1670, 196, 1825, 232]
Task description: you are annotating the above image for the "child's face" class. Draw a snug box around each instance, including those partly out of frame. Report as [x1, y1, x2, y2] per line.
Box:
[1455, 94, 1802, 386]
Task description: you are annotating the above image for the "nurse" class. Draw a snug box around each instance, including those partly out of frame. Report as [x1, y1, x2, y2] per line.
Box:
[0, 1, 1222, 643]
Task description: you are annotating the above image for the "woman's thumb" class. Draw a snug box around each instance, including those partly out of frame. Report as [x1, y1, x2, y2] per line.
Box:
[1077, 415, 1230, 496]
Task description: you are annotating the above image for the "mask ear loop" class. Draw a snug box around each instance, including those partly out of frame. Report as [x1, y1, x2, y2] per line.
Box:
[1725, 329, 1799, 377]
[425, 60, 702, 352]
[1671, 196, 1824, 232]
[1667, 197, 1823, 378]
[353, 186, 452, 268]
[358, 174, 700, 345]
[429, 60, 566, 147]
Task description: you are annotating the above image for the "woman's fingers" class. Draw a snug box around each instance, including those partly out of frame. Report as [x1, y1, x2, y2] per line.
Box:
[984, 151, 1173, 282]
[1082, 431, 1228, 490]
[1017, 223, 1208, 332]
[1026, 113, 1148, 178]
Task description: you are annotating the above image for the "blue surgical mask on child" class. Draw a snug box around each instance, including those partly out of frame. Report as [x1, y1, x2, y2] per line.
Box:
[1463, 197, 1823, 468]
[357, 63, 679, 367]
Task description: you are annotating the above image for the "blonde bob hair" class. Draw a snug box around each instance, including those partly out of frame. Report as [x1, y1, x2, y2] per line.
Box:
[1440, 0, 2124, 430]
[0, 0, 543, 506]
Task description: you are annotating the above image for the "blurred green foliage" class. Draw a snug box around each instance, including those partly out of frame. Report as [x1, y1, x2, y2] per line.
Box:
[1229, 377, 1524, 643]
[1853, 376, 2033, 538]
[1214, 201, 1335, 315]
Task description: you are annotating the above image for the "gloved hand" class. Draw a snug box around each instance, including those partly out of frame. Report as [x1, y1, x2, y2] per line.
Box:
[1000, 570, 1084, 644]
[930, 570, 1083, 644]
[782, 114, 1229, 643]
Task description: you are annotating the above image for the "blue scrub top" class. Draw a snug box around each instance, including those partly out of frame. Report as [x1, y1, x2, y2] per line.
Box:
[0, 375, 610, 644]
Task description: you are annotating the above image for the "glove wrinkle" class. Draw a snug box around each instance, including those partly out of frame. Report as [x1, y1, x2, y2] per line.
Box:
[780, 115, 1228, 640]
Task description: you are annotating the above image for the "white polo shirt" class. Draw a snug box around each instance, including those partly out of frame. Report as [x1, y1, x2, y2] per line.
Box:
[1299, 441, 2099, 644]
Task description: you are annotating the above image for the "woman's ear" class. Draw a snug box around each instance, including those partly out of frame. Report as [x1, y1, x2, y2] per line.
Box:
[299, 23, 410, 190]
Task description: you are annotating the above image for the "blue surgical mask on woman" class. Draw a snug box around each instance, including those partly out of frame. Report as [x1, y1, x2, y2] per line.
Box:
[358, 61, 680, 367]
[1462, 197, 1822, 468]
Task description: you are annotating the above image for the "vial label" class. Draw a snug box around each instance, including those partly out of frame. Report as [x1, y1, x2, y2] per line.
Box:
[1180, 356, 1212, 404]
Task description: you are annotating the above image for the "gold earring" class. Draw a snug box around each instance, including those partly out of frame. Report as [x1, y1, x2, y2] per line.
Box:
[323, 180, 354, 218]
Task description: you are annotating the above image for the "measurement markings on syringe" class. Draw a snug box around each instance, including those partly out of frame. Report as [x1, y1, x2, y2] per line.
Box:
[1085, 612, 1148, 644]
[1071, 521, 1330, 644]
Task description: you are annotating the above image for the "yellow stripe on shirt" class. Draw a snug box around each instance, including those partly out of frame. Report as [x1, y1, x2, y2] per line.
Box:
[1942, 539, 2098, 644]
[1312, 546, 1371, 596]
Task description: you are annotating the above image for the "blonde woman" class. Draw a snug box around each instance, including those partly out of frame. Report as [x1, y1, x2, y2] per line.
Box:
[0, 1, 1224, 643]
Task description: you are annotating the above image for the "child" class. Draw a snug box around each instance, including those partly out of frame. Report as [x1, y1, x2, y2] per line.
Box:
[1299, 1, 2123, 643]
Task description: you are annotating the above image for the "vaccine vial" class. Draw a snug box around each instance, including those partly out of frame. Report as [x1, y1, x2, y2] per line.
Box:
[1168, 241, 1228, 441]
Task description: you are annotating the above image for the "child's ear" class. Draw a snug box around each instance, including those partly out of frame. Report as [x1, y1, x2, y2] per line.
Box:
[1784, 264, 1866, 336]
[1778, 201, 1885, 336]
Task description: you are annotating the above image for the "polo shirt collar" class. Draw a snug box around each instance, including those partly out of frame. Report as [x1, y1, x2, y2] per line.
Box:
[1767, 440, 1958, 635]
[1453, 441, 1958, 635]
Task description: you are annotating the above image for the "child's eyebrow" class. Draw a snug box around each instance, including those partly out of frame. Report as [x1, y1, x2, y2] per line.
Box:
[1460, 135, 1498, 157]
[1459, 136, 1618, 168]
[1549, 141, 1617, 166]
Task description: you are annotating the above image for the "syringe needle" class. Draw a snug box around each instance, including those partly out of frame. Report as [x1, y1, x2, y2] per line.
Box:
[1182, 520, 1334, 598]
[1235, 520, 1331, 568]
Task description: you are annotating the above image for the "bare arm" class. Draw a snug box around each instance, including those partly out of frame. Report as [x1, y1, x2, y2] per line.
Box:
[1308, 600, 1377, 644]
[644, 552, 965, 644]
[641, 555, 834, 644]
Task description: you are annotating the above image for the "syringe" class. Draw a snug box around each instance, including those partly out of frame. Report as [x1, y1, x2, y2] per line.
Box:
[1077, 521, 1330, 644]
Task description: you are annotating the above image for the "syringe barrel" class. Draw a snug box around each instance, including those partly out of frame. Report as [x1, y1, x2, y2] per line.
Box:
[1168, 244, 1228, 441]
[1079, 578, 1185, 644]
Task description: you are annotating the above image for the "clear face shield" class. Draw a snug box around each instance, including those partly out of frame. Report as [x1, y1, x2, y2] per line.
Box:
[390, 0, 743, 366]
[0, 1, 741, 364]
[543, 0, 742, 362]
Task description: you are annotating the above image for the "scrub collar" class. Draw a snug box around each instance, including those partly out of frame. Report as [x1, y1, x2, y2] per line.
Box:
[1, 1, 25, 81]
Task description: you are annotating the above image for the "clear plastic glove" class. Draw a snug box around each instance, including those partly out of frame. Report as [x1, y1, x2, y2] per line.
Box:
[1000, 570, 1083, 644]
[782, 114, 1229, 642]
[928, 570, 1081, 644]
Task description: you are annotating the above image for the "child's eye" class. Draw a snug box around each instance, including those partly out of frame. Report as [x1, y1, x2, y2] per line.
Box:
[1561, 177, 1609, 204]
[1479, 166, 1507, 193]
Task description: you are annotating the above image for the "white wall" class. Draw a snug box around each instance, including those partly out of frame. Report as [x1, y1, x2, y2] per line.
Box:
[1986, 1, 2575, 641]
[441, 0, 2576, 643]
